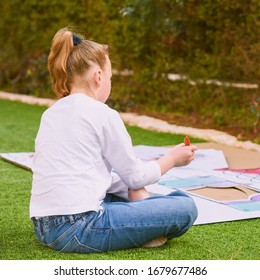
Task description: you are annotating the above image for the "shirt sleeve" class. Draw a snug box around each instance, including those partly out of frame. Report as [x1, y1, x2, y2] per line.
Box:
[99, 110, 161, 189]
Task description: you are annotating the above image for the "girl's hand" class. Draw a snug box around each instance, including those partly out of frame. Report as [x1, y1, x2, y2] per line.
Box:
[156, 144, 197, 175]
[129, 187, 150, 201]
[167, 143, 197, 167]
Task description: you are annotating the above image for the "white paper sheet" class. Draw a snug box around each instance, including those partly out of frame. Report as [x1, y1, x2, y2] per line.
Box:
[0, 152, 34, 170]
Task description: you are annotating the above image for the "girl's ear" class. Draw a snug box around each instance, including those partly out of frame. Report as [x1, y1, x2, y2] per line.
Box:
[93, 69, 102, 87]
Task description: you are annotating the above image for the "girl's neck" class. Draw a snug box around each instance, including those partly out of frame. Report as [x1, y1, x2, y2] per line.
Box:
[70, 86, 97, 100]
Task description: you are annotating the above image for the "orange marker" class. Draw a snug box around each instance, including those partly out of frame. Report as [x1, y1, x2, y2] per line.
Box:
[184, 135, 190, 146]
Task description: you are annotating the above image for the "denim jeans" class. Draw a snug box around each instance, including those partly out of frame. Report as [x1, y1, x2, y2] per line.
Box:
[32, 190, 198, 253]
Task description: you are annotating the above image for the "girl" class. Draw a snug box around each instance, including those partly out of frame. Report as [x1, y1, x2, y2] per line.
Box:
[30, 27, 198, 253]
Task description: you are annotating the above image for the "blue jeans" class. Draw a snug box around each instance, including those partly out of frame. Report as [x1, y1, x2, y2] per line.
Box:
[32, 191, 197, 253]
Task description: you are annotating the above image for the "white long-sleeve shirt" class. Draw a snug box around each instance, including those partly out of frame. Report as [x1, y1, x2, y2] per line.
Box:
[30, 93, 161, 218]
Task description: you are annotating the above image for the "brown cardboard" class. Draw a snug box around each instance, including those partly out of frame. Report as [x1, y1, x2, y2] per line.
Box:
[195, 142, 260, 169]
[189, 186, 258, 201]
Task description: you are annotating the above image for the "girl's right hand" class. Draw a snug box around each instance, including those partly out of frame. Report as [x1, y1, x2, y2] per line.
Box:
[156, 144, 197, 175]
[167, 143, 197, 167]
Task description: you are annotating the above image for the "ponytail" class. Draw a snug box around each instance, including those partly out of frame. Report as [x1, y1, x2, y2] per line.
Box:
[48, 27, 109, 98]
[48, 28, 74, 97]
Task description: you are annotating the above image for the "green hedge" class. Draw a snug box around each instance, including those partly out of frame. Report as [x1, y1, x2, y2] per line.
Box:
[0, 0, 259, 139]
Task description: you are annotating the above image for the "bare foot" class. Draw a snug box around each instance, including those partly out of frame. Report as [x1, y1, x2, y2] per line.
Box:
[142, 236, 168, 248]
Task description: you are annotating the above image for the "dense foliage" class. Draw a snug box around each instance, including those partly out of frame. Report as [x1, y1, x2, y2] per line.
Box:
[0, 0, 259, 141]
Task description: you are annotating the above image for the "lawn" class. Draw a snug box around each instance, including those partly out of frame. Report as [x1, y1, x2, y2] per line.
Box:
[0, 99, 259, 260]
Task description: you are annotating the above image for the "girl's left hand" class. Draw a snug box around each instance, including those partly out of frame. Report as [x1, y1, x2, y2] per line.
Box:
[129, 187, 150, 201]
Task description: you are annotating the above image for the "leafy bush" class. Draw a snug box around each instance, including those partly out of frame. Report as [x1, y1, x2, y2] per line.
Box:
[0, 0, 259, 140]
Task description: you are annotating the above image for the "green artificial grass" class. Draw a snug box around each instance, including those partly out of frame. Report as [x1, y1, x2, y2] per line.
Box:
[0, 99, 259, 260]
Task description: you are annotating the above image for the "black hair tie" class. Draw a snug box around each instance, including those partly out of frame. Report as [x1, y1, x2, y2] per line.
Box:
[73, 34, 82, 46]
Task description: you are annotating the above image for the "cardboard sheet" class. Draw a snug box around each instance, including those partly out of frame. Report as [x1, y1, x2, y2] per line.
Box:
[195, 187, 260, 213]
[189, 186, 258, 201]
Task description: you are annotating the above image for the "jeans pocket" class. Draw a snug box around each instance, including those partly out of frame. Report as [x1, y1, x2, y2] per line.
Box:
[60, 236, 101, 254]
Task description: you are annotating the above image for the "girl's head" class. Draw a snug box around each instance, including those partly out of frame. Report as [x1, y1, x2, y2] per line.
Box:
[48, 27, 111, 101]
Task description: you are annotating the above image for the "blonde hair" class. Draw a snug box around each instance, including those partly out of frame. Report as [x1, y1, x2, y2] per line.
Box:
[48, 27, 109, 98]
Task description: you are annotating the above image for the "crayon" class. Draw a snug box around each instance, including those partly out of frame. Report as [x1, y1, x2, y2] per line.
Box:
[184, 135, 190, 146]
